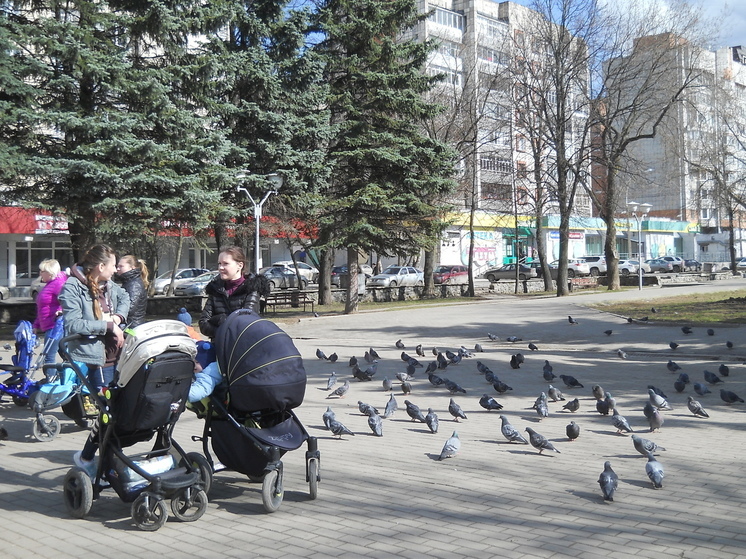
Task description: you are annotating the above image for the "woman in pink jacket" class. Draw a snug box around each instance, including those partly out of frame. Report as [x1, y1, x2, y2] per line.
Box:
[33, 259, 67, 364]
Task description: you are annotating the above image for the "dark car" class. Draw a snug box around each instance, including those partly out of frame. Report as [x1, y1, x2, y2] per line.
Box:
[259, 266, 308, 290]
[330, 265, 373, 287]
[433, 265, 469, 284]
[684, 259, 702, 272]
[483, 264, 537, 282]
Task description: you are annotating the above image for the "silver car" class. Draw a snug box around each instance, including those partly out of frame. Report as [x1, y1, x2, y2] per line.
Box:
[367, 266, 424, 287]
[173, 271, 218, 296]
[152, 268, 209, 295]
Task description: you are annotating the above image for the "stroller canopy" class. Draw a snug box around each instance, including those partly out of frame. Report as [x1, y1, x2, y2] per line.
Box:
[215, 309, 306, 414]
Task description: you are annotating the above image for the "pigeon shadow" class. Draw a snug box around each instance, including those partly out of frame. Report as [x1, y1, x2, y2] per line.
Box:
[407, 427, 434, 435]
[503, 448, 539, 455]
[622, 478, 654, 490]
[566, 488, 605, 504]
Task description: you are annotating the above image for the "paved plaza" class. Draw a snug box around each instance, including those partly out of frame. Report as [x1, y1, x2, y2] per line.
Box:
[1, 279, 746, 559]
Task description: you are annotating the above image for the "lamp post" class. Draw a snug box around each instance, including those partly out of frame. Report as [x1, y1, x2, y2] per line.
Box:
[236, 171, 284, 274]
[627, 201, 652, 290]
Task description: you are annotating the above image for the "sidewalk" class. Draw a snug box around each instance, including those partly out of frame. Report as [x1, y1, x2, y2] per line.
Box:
[1, 279, 745, 558]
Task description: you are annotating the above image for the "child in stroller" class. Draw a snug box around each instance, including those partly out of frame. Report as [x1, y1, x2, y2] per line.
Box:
[61, 319, 210, 531]
[193, 308, 320, 512]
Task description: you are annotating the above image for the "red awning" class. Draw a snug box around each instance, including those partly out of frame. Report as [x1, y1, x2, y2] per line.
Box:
[0, 207, 69, 235]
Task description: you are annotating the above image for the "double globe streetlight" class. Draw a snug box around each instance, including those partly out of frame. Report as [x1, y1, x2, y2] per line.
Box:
[627, 201, 653, 290]
[236, 171, 284, 274]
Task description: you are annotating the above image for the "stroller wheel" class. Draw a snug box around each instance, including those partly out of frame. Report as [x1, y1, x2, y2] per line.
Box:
[131, 493, 168, 531]
[12, 395, 28, 407]
[308, 458, 319, 500]
[170, 488, 208, 522]
[32, 415, 60, 442]
[261, 469, 283, 513]
[62, 468, 93, 519]
[182, 452, 213, 496]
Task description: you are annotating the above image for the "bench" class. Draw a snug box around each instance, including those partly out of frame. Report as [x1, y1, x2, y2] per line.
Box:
[569, 277, 599, 291]
[263, 291, 315, 314]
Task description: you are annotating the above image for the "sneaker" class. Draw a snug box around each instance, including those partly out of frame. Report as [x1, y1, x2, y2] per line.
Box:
[73, 451, 97, 478]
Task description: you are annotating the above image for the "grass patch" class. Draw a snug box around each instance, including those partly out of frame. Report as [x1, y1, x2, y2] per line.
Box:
[588, 289, 746, 325]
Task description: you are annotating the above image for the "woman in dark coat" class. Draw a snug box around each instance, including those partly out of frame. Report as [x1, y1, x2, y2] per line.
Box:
[115, 255, 149, 328]
[199, 246, 270, 339]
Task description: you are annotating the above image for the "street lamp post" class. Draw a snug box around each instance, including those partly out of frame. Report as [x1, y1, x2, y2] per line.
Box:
[236, 171, 284, 274]
[627, 201, 653, 290]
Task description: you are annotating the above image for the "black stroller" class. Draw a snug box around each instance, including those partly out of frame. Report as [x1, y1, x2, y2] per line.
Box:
[60, 320, 210, 531]
[193, 309, 319, 512]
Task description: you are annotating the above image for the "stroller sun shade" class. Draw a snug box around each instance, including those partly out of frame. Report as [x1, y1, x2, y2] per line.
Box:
[215, 310, 306, 414]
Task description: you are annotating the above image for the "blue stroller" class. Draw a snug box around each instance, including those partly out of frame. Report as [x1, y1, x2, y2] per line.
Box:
[60, 320, 210, 531]
[193, 309, 320, 512]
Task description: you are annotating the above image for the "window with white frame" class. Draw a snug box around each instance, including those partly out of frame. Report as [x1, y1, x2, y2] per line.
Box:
[430, 7, 464, 30]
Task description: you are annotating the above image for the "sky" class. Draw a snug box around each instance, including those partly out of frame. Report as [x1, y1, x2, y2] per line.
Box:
[704, 2, 746, 48]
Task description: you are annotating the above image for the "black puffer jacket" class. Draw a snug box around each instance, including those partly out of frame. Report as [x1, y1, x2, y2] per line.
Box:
[199, 273, 270, 339]
[116, 268, 147, 328]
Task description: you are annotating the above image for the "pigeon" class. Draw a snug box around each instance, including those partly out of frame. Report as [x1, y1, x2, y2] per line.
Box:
[703, 370, 723, 385]
[395, 339, 405, 349]
[358, 401, 379, 417]
[611, 408, 633, 434]
[432, 347, 439, 355]
[415, 344, 424, 357]
[568, 316, 579, 325]
[322, 406, 336, 429]
[438, 430, 460, 460]
[645, 452, 664, 488]
[648, 409, 664, 432]
[559, 374, 584, 389]
[499, 415, 528, 444]
[400, 351, 411, 363]
[726, 341, 734, 349]
[326, 371, 338, 391]
[666, 360, 681, 373]
[328, 352, 338, 363]
[596, 399, 610, 416]
[479, 394, 503, 411]
[535, 393, 549, 420]
[395, 372, 413, 383]
[720, 389, 744, 404]
[648, 388, 673, 411]
[448, 398, 467, 421]
[617, 349, 628, 360]
[0, 426, 7, 440]
[604, 329, 613, 336]
[407, 357, 423, 369]
[543, 369, 557, 382]
[404, 400, 426, 422]
[525, 427, 560, 454]
[651, 307, 658, 313]
[509, 354, 523, 369]
[528, 342, 538, 351]
[492, 380, 513, 394]
[328, 417, 355, 438]
[719, 363, 730, 377]
[425, 360, 437, 374]
[484, 370, 497, 384]
[383, 394, 398, 418]
[436, 353, 449, 370]
[368, 414, 383, 436]
[677, 372, 690, 385]
[316, 348, 328, 360]
[348, 356, 358, 368]
[598, 461, 619, 502]
[547, 385, 565, 402]
[401, 381, 412, 395]
[506, 336, 522, 343]
[425, 408, 439, 433]
[327, 380, 350, 399]
[642, 402, 655, 420]
[693, 382, 711, 396]
[474, 343, 484, 352]
[681, 326, 692, 335]
[632, 434, 666, 456]
[443, 378, 466, 394]
[562, 398, 580, 412]
[707, 328, 715, 336]
[648, 385, 668, 399]
[592, 385, 605, 400]
[382, 377, 393, 392]
[673, 379, 686, 393]
[363, 351, 373, 364]
[487, 333, 499, 341]
[669, 341, 679, 350]
[566, 421, 580, 441]
[428, 372, 445, 387]
[687, 396, 709, 418]
[369, 348, 381, 359]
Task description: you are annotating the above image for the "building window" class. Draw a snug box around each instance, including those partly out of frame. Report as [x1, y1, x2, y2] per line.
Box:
[430, 7, 464, 30]
[478, 15, 507, 41]
[481, 182, 512, 200]
[428, 65, 462, 86]
[437, 40, 461, 58]
[480, 155, 512, 173]
[15, 239, 73, 282]
[516, 162, 528, 178]
[478, 46, 509, 65]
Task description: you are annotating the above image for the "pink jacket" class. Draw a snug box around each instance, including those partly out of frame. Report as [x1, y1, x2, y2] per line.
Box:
[33, 272, 67, 332]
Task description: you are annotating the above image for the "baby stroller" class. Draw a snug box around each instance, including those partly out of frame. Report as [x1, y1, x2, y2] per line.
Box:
[60, 320, 210, 531]
[0, 320, 46, 407]
[194, 309, 320, 512]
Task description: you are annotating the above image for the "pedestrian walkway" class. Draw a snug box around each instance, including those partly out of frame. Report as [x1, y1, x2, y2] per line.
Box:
[1, 279, 745, 558]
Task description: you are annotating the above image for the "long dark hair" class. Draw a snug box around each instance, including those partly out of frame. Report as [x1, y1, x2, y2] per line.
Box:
[81, 244, 116, 319]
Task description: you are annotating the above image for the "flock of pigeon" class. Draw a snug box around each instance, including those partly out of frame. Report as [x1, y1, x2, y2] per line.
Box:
[314, 312, 743, 502]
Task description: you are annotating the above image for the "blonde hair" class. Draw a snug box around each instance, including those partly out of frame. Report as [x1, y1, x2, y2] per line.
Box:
[120, 254, 150, 289]
[39, 258, 61, 276]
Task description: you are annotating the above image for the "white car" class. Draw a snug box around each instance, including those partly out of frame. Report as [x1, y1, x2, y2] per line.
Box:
[367, 266, 424, 287]
[152, 268, 209, 295]
[549, 259, 591, 278]
[628, 260, 651, 273]
[617, 260, 639, 276]
[271, 261, 319, 283]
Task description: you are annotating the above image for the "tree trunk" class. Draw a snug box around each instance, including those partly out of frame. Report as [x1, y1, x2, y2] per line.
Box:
[344, 246, 359, 314]
[423, 248, 437, 298]
[167, 231, 185, 296]
[318, 249, 333, 305]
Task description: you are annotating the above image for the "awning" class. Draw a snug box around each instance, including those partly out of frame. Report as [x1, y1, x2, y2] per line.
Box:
[503, 227, 532, 238]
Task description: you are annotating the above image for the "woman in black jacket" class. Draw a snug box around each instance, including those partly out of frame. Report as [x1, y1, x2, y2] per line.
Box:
[199, 246, 269, 339]
[115, 255, 149, 328]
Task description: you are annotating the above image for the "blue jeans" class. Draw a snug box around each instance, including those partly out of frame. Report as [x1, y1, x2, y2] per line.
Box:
[42, 329, 60, 365]
[86, 364, 115, 391]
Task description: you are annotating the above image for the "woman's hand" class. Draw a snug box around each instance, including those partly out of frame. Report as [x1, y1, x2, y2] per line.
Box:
[112, 324, 125, 348]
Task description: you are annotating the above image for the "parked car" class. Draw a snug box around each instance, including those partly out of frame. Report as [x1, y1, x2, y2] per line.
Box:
[271, 261, 319, 283]
[582, 256, 607, 277]
[433, 265, 469, 284]
[659, 256, 684, 272]
[330, 265, 372, 287]
[628, 260, 651, 273]
[646, 259, 674, 273]
[617, 260, 638, 276]
[483, 264, 537, 282]
[684, 259, 702, 272]
[549, 259, 591, 278]
[259, 266, 308, 290]
[152, 268, 209, 295]
[736, 257, 746, 270]
[367, 266, 424, 287]
[173, 271, 219, 296]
